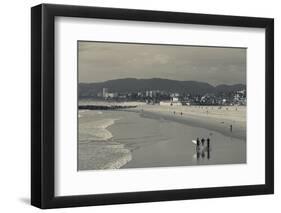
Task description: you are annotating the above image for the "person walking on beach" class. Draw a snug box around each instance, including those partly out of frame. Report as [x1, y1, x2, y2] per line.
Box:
[207, 138, 210, 150]
[230, 124, 233, 132]
[196, 138, 200, 146]
[201, 138, 205, 146]
[196, 137, 200, 151]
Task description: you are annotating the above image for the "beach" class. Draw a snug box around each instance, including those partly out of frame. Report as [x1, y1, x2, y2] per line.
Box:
[78, 102, 246, 170]
[127, 104, 246, 140]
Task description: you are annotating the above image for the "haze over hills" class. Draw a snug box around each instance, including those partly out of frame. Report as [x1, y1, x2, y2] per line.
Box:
[79, 78, 246, 98]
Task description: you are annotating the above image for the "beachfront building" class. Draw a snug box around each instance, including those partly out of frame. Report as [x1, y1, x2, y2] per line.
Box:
[172, 97, 179, 102]
[233, 89, 247, 105]
[101, 88, 119, 99]
[102, 88, 109, 98]
[105, 92, 118, 99]
[160, 97, 182, 106]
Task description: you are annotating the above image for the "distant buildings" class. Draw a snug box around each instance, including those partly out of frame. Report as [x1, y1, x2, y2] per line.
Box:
[172, 97, 179, 102]
[98, 87, 246, 106]
[160, 97, 182, 106]
[102, 88, 118, 99]
[102, 88, 108, 98]
[233, 89, 247, 105]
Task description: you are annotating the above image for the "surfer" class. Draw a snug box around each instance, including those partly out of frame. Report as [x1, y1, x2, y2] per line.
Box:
[207, 138, 210, 150]
[196, 138, 200, 147]
[201, 138, 205, 146]
[196, 137, 200, 151]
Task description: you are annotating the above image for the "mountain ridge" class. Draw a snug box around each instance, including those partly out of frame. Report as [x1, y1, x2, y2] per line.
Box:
[79, 78, 246, 98]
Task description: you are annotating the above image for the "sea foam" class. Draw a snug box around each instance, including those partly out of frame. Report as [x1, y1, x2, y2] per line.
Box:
[79, 118, 119, 142]
[78, 141, 132, 170]
[78, 111, 132, 170]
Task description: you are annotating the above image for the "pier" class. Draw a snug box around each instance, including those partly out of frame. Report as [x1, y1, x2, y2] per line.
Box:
[78, 105, 137, 110]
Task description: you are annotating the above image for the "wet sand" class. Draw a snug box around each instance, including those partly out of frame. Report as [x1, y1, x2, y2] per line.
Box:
[109, 109, 246, 169]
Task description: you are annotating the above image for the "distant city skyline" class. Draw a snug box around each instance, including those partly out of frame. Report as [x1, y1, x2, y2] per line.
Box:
[78, 41, 246, 86]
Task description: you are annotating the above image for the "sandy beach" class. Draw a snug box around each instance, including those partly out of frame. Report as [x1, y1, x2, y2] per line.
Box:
[126, 104, 246, 140]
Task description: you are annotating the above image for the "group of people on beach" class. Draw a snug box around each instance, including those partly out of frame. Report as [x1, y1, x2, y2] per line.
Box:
[195, 137, 211, 160]
[196, 137, 211, 151]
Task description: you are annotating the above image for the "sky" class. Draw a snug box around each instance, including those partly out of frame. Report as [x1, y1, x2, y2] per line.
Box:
[78, 41, 246, 86]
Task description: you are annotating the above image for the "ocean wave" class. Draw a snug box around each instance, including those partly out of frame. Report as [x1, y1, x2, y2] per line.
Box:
[78, 112, 132, 170]
[78, 142, 132, 170]
[79, 118, 119, 142]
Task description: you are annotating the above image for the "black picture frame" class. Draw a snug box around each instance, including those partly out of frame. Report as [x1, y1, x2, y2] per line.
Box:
[31, 3, 274, 209]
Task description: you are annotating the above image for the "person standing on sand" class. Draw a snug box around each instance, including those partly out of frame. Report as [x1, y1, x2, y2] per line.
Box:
[196, 138, 200, 152]
[230, 124, 233, 132]
[201, 138, 205, 146]
[207, 138, 210, 150]
[196, 138, 200, 146]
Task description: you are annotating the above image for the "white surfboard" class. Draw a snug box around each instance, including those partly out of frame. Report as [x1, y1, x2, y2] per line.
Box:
[192, 140, 197, 145]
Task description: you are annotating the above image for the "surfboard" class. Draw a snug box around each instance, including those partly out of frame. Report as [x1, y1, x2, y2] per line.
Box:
[192, 140, 197, 145]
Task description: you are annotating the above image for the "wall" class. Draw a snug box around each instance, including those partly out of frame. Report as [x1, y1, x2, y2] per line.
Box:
[0, 0, 279, 212]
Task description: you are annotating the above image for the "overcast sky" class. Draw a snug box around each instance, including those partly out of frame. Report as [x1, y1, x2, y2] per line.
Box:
[78, 41, 246, 86]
